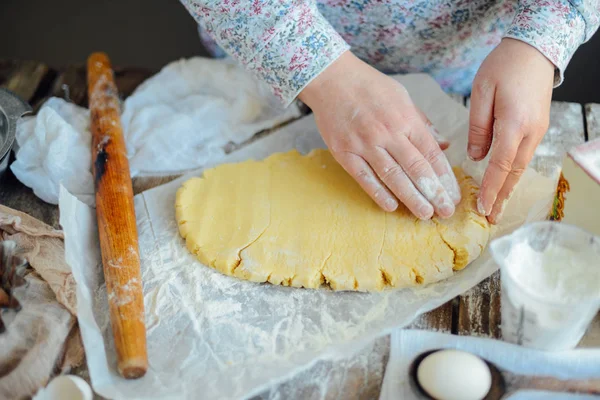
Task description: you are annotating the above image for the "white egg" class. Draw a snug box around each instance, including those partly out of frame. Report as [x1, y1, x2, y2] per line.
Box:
[416, 349, 492, 400]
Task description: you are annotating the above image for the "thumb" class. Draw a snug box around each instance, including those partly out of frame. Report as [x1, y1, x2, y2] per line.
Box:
[468, 79, 495, 161]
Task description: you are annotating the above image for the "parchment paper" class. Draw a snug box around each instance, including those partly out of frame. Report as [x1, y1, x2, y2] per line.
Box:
[59, 74, 557, 400]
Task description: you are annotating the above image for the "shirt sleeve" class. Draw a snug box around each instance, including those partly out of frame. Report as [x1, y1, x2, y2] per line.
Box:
[504, 0, 600, 86]
[180, 0, 350, 106]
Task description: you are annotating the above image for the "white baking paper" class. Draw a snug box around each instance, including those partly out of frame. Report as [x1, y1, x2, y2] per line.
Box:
[380, 329, 600, 400]
[59, 74, 557, 400]
[12, 57, 301, 205]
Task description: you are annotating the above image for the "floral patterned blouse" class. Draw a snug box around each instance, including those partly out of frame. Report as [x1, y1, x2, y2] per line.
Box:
[180, 0, 600, 106]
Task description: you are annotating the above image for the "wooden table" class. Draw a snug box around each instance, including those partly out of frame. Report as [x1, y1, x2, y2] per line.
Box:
[1, 60, 599, 399]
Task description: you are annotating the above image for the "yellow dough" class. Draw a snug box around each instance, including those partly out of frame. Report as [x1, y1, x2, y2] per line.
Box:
[175, 149, 490, 291]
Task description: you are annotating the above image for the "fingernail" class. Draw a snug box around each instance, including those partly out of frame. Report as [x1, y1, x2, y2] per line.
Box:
[468, 144, 483, 161]
[439, 203, 455, 218]
[384, 197, 399, 211]
[436, 190, 456, 217]
[419, 203, 434, 219]
[477, 197, 487, 216]
[440, 173, 462, 205]
[490, 212, 500, 225]
[493, 198, 509, 223]
[488, 210, 499, 225]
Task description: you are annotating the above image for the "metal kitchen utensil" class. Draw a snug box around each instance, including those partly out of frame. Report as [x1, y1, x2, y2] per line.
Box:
[409, 349, 600, 400]
[0, 88, 32, 181]
[0, 240, 28, 333]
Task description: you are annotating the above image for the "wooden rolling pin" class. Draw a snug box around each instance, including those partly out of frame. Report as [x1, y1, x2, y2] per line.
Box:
[87, 52, 148, 379]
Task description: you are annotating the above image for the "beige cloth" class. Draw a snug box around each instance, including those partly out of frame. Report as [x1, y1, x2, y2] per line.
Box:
[0, 205, 84, 399]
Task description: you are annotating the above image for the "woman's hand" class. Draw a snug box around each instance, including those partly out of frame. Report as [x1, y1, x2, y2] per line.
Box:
[299, 52, 461, 220]
[468, 38, 555, 224]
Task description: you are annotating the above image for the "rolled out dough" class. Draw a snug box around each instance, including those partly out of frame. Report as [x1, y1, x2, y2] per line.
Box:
[175, 149, 490, 291]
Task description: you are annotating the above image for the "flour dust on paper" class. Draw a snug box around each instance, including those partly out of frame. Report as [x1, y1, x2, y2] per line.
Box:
[175, 149, 490, 291]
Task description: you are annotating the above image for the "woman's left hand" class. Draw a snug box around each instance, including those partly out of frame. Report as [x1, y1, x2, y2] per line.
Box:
[468, 38, 555, 224]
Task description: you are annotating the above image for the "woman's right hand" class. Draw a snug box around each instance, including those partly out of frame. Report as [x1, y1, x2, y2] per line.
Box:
[298, 52, 461, 219]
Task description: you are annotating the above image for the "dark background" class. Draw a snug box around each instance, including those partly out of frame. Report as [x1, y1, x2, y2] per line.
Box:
[3, 0, 600, 103]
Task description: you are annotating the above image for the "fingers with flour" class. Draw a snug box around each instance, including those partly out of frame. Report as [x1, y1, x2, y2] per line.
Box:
[407, 121, 461, 205]
[300, 52, 464, 219]
[334, 151, 399, 212]
[387, 135, 455, 218]
[479, 118, 522, 216]
[467, 39, 554, 223]
[487, 132, 540, 224]
[367, 146, 433, 219]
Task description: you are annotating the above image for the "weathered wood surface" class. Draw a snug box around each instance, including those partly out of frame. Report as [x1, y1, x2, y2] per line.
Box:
[0, 170, 60, 228]
[408, 301, 454, 333]
[2, 59, 600, 400]
[50, 65, 88, 108]
[49, 65, 154, 109]
[458, 272, 501, 338]
[0, 60, 53, 103]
